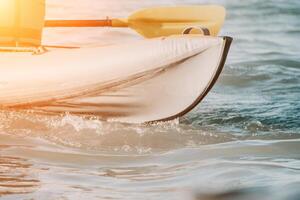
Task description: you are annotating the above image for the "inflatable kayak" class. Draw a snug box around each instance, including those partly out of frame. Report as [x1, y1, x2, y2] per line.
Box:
[0, 35, 232, 123]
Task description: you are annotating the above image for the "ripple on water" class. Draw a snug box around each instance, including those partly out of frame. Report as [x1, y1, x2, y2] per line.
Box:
[0, 153, 40, 197]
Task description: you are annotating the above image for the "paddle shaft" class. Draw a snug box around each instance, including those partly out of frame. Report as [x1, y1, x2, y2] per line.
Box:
[44, 19, 129, 27]
[45, 20, 112, 27]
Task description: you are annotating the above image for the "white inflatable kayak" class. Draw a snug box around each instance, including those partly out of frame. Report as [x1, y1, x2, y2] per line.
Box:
[0, 35, 232, 123]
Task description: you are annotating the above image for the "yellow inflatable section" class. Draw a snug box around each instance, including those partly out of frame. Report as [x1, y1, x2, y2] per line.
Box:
[0, 0, 45, 47]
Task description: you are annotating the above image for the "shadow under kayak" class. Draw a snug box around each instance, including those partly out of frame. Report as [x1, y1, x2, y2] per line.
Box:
[0, 35, 232, 123]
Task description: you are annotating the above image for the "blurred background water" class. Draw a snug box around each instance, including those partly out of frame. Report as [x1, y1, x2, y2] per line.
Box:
[0, 0, 300, 199]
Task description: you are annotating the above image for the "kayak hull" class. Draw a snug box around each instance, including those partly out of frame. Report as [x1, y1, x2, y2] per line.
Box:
[0, 35, 232, 123]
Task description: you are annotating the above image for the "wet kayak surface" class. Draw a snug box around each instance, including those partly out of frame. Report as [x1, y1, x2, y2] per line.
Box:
[1, 0, 300, 199]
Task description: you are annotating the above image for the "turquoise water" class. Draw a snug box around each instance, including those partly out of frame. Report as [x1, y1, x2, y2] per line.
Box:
[0, 0, 300, 199]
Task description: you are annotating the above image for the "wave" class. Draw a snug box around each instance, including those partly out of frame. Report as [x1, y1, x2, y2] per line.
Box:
[231, 59, 300, 69]
[0, 111, 236, 153]
[2, 110, 298, 154]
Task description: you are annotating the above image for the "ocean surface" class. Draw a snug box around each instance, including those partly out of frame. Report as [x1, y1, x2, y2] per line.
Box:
[1, 0, 300, 199]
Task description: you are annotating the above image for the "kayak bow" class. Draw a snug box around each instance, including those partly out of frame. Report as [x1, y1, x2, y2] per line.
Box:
[0, 35, 232, 123]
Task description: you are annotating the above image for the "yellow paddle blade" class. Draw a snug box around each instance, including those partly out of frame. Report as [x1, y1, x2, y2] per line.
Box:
[119, 5, 226, 38]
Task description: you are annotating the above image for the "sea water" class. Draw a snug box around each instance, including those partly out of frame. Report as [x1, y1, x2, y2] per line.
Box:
[0, 0, 300, 199]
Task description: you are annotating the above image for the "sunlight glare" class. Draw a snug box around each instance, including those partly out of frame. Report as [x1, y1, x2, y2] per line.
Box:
[0, 0, 14, 24]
